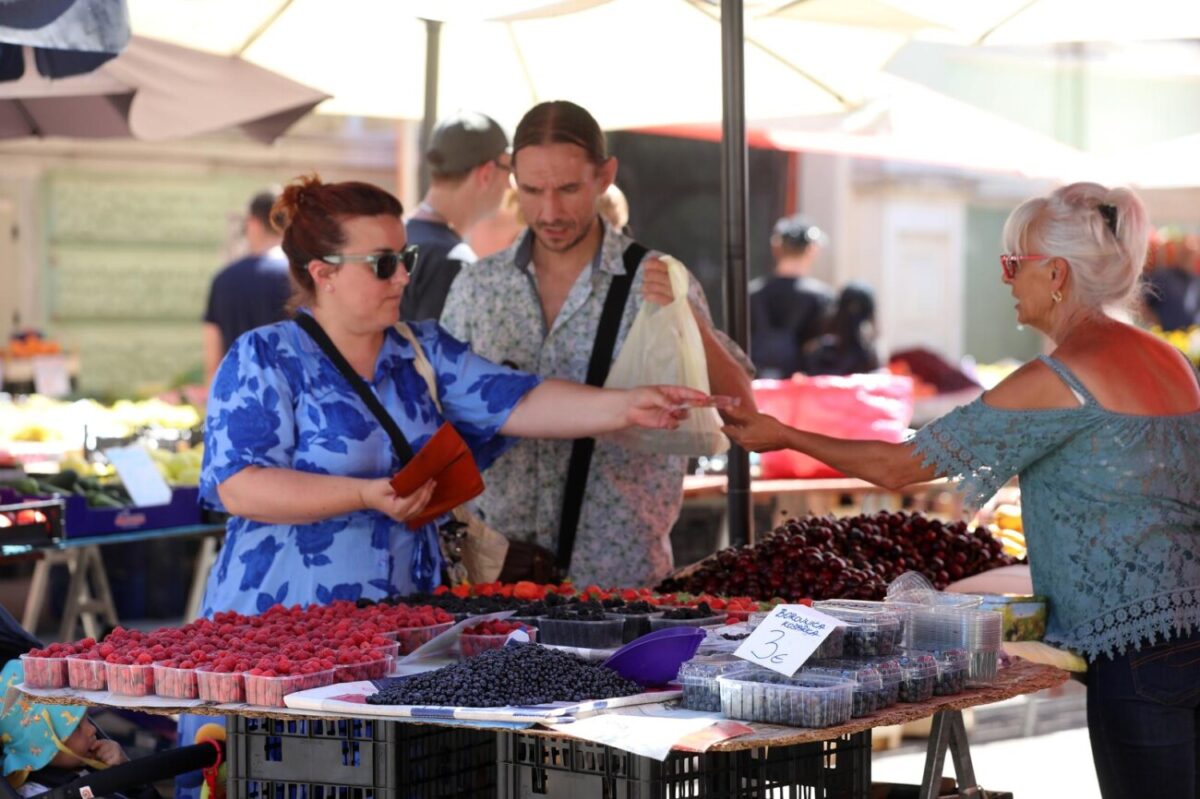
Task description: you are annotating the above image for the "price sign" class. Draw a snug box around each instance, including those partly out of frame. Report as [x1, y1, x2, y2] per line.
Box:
[103, 446, 172, 507]
[733, 604, 842, 677]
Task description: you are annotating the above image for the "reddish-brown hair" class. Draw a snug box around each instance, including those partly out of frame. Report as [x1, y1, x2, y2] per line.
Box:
[271, 174, 404, 312]
[512, 101, 608, 167]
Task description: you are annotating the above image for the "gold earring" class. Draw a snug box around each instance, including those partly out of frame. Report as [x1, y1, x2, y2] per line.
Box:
[1051, 289, 1063, 303]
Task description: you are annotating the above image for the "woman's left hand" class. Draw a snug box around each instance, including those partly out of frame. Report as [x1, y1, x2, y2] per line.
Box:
[625, 386, 736, 429]
[720, 403, 790, 452]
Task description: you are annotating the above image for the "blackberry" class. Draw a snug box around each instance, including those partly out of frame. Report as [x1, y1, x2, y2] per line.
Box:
[366, 644, 642, 707]
[662, 602, 715, 620]
[611, 601, 657, 615]
[544, 601, 607, 621]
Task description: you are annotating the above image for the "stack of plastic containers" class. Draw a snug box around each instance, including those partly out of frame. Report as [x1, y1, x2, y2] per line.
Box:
[903, 606, 1002, 685]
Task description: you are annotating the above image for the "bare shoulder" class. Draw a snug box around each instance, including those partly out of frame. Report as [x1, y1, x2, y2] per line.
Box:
[982, 358, 1081, 410]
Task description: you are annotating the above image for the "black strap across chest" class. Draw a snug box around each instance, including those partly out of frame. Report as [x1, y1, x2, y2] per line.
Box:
[294, 312, 415, 465]
[556, 241, 648, 573]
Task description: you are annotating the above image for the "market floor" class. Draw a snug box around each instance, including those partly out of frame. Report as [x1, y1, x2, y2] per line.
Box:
[873, 726, 1099, 796]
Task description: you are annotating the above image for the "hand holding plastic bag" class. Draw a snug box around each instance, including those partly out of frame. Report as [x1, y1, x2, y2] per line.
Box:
[603, 256, 729, 456]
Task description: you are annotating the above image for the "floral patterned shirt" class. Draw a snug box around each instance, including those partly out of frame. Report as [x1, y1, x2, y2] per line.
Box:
[441, 223, 749, 587]
[199, 315, 541, 616]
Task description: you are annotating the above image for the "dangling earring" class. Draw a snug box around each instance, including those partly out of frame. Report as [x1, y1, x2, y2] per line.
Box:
[1051, 289, 1063, 303]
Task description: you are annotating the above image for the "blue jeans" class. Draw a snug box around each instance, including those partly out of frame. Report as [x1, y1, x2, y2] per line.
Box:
[1087, 628, 1200, 798]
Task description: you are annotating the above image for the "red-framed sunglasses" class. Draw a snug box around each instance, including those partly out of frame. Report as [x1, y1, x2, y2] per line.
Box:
[999, 253, 1047, 280]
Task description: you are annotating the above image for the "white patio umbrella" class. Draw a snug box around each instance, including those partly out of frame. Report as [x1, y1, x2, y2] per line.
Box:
[0, 34, 329, 141]
[126, 0, 922, 129]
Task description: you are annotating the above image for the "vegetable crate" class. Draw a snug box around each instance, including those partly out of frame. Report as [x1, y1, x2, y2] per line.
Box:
[227, 717, 496, 799]
[497, 731, 871, 799]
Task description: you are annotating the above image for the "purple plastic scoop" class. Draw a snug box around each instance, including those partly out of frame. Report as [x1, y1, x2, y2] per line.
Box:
[602, 626, 707, 686]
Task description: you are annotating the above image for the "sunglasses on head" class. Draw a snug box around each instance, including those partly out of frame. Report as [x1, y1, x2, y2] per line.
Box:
[999, 253, 1047, 280]
[322, 245, 419, 280]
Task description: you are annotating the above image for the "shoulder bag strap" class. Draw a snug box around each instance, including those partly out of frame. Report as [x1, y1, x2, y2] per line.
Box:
[556, 241, 648, 574]
[294, 313, 415, 464]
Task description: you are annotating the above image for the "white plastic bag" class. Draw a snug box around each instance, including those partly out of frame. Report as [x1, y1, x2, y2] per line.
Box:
[603, 256, 730, 456]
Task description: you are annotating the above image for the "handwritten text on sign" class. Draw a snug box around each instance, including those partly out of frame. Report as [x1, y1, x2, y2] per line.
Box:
[733, 604, 842, 676]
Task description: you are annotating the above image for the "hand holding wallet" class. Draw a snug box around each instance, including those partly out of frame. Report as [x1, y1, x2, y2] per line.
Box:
[390, 422, 484, 529]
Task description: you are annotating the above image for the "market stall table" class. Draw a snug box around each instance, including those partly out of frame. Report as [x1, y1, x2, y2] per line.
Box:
[21, 659, 1067, 799]
[3, 523, 225, 640]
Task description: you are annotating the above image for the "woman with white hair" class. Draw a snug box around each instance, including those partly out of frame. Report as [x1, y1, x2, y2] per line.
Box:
[722, 182, 1200, 797]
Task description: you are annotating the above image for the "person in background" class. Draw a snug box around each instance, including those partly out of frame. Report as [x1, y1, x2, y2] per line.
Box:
[803, 282, 881, 376]
[723, 182, 1200, 799]
[201, 189, 289, 385]
[597, 183, 630, 236]
[441, 100, 755, 588]
[401, 111, 511, 321]
[467, 187, 525, 260]
[749, 214, 834, 378]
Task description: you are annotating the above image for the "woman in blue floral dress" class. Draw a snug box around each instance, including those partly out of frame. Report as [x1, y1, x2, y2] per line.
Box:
[723, 183, 1200, 797]
[178, 176, 712, 798]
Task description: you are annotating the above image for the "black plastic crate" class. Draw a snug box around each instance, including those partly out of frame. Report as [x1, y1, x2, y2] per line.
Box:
[498, 730, 870, 799]
[227, 716, 496, 799]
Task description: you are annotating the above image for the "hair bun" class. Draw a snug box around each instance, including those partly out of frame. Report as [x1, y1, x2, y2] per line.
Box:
[271, 173, 324, 234]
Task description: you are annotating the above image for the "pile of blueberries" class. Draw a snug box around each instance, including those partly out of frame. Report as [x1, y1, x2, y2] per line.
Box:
[366, 644, 641, 707]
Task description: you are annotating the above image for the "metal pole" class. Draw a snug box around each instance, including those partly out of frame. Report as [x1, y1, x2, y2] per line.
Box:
[720, 0, 752, 548]
[418, 18, 442, 198]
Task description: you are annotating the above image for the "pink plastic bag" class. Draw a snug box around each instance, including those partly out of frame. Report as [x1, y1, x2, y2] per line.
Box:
[753, 374, 914, 479]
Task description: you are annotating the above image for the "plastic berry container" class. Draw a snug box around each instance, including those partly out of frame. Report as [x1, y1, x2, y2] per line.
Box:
[538, 617, 625, 649]
[813, 601, 903, 657]
[334, 656, 391, 682]
[196, 668, 245, 704]
[917, 649, 970, 696]
[605, 610, 664, 643]
[893, 654, 938, 703]
[801, 664, 885, 718]
[854, 657, 901, 707]
[393, 622, 454, 655]
[372, 640, 400, 661]
[460, 627, 537, 658]
[153, 663, 199, 700]
[245, 669, 335, 708]
[716, 669, 855, 728]
[104, 662, 155, 696]
[19, 653, 69, 689]
[677, 656, 747, 712]
[66, 655, 107, 691]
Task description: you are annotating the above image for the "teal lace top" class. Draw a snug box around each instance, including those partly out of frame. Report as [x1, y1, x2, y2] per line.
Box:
[912, 355, 1200, 661]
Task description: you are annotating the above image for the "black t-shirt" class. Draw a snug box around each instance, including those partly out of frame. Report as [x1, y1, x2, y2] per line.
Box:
[748, 275, 834, 378]
[202, 250, 291, 354]
[401, 219, 477, 322]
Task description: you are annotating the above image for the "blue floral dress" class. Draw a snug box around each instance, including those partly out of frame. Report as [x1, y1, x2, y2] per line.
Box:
[199, 313, 542, 617]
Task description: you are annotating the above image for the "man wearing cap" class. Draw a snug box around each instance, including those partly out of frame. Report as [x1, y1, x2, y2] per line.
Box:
[401, 111, 512, 321]
[749, 214, 834, 378]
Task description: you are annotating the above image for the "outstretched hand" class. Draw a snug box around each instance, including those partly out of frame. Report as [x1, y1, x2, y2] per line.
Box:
[720, 403, 791, 452]
[360, 477, 436, 523]
[626, 386, 738, 429]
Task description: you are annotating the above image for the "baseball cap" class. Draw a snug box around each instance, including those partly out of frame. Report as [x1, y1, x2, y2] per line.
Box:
[773, 214, 826, 252]
[426, 111, 509, 177]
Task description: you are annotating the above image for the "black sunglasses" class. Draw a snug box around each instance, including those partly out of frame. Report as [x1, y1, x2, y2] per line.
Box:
[321, 244, 419, 280]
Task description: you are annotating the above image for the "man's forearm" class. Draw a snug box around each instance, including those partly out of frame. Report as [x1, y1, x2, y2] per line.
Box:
[697, 321, 756, 410]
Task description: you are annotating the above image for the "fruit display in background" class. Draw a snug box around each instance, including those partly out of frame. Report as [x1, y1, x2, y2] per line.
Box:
[659, 511, 1019, 602]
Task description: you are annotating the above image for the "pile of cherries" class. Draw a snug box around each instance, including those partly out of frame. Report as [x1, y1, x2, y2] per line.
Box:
[660, 511, 1018, 602]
